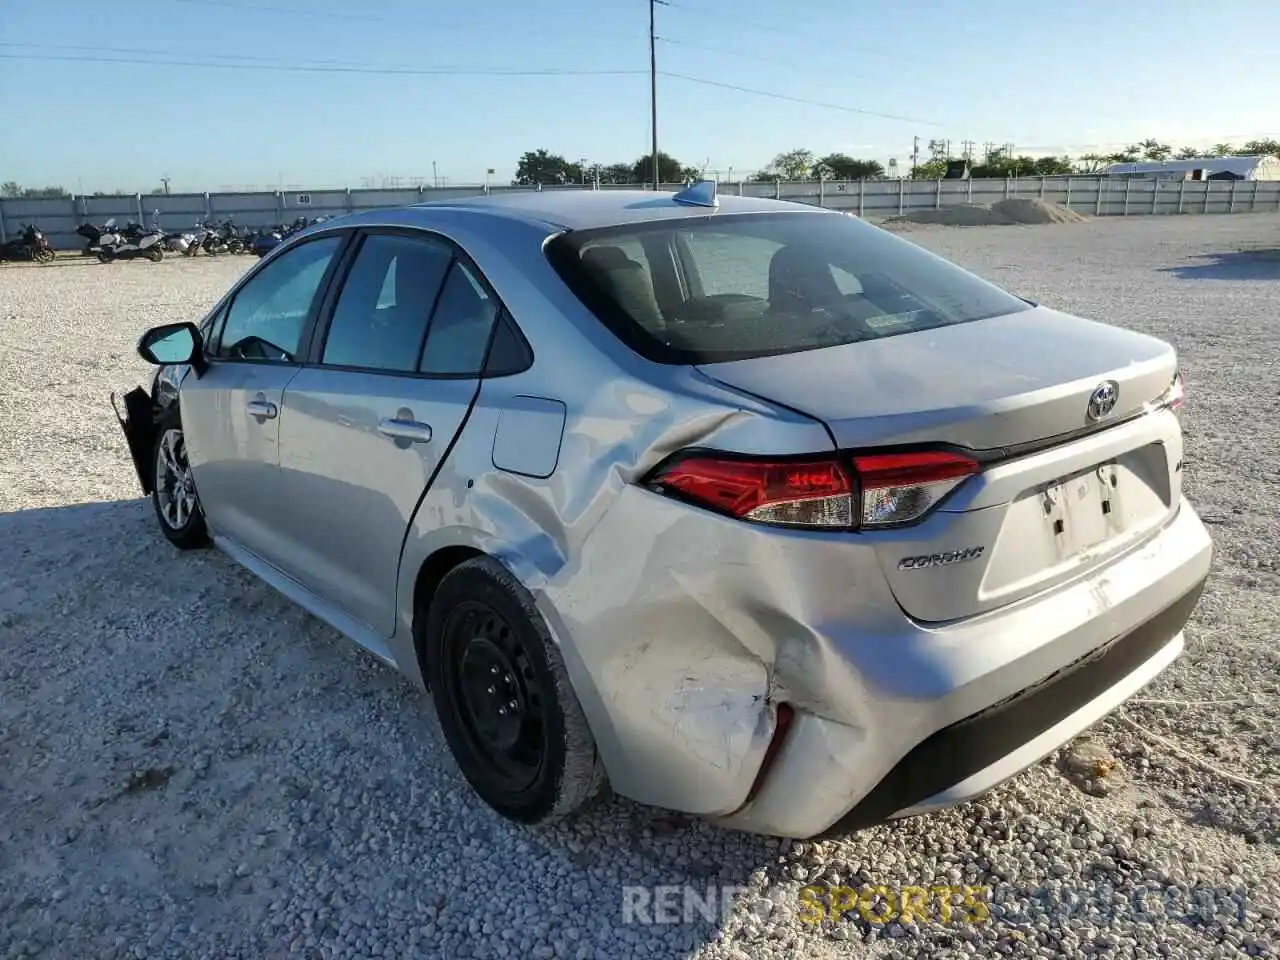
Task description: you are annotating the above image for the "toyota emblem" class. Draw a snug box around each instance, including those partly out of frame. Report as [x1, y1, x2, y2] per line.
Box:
[1087, 380, 1119, 421]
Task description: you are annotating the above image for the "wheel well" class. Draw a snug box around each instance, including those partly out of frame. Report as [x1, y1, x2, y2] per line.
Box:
[412, 545, 486, 686]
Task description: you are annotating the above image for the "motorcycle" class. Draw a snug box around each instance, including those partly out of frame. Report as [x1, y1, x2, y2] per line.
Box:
[151, 210, 197, 254]
[77, 221, 108, 257]
[98, 218, 165, 263]
[251, 225, 284, 257]
[200, 218, 241, 256]
[0, 223, 56, 263]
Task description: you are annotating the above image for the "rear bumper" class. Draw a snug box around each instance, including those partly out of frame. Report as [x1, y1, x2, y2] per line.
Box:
[825, 580, 1200, 833]
[711, 500, 1212, 838]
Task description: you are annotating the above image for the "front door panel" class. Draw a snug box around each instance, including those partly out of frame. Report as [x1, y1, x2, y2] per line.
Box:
[274, 370, 481, 635]
[180, 362, 302, 564]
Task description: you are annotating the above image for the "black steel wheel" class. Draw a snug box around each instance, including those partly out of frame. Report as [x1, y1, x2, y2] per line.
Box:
[424, 557, 606, 825]
[447, 603, 546, 791]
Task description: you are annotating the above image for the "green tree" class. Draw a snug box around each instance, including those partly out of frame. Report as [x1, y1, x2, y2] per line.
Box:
[1239, 138, 1280, 158]
[1174, 146, 1202, 159]
[1136, 139, 1172, 161]
[597, 163, 636, 184]
[1075, 154, 1108, 173]
[812, 153, 884, 180]
[757, 148, 815, 180]
[1209, 143, 1235, 158]
[514, 149, 583, 186]
[631, 151, 689, 184]
[0, 182, 69, 198]
[911, 159, 948, 179]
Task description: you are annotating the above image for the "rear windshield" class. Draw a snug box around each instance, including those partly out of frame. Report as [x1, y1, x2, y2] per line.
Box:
[545, 211, 1033, 364]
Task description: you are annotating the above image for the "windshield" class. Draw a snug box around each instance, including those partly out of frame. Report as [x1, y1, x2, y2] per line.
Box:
[545, 211, 1033, 364]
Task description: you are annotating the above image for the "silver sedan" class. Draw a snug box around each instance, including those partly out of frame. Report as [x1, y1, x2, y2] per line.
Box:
[114, 183, 1212, 838]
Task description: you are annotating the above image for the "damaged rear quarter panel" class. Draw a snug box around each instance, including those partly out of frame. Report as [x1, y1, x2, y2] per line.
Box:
[392, 351, 850, 814]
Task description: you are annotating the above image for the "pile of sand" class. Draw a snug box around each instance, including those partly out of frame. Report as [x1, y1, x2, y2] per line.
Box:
[991, 198, 1089, 224]
[886, 197, 1088, 227]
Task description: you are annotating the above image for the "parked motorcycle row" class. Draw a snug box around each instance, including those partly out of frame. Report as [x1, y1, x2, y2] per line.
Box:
[0, 224, 56, 263]
[2, 214, 333, 266]
[74, 214, 332, 264]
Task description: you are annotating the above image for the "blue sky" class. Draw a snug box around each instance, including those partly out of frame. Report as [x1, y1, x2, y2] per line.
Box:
[3, 0, 1279, 192]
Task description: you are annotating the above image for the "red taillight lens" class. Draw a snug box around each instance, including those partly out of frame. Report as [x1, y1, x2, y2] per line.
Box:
[648, 449, 980, 530]
[1164, 371, 1184, 413]
[649, 456, 854, 528]
[853, 450, 980, 527]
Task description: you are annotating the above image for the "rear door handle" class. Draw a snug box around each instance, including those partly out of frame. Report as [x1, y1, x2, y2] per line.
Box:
[377, 418, 432, 443]
[246, 399, 277, 419]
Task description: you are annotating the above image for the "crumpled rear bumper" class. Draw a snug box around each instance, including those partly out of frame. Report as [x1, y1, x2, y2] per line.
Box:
[544, 483, 1211, 839]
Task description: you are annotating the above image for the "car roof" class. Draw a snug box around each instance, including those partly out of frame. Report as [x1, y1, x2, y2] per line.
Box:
[333, 188, 830, 234]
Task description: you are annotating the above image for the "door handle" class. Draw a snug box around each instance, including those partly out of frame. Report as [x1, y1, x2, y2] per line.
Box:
[377, 418, 432, 443]
[246, 399, 278, 419]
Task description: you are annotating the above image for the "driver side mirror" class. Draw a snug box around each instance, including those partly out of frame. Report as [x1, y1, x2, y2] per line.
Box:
[137, 321, 208, 377]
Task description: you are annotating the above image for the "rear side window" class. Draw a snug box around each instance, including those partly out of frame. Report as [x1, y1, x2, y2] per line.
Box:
[546, 212, 1032, 364]
[322, 234, 452, 372]
[418, 262, 499, 376]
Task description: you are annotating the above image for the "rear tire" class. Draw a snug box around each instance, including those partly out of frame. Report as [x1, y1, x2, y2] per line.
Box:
[98, 250, 113, 263]
[151, 414, 208, 550]
[146, 246, 164, 263]
[424, 557, 606, 826]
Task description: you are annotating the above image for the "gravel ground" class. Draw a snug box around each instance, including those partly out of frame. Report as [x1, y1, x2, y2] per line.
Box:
[2, 217, 1278, 960]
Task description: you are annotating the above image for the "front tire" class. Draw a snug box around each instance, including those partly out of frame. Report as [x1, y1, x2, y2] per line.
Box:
[146, 246, 164, 263]
[152, 418, 208, 550]
[425, 557, 606, 826]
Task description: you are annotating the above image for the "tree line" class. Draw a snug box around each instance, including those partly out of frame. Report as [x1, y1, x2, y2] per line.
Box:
[519, 137, 1280, 185]
[5, 136, 1279, 201]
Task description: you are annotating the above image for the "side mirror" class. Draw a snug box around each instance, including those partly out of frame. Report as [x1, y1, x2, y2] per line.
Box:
[137, 321, 208, 376]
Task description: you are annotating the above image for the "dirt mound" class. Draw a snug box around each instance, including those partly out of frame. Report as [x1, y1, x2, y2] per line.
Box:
[889, 204, 1008, 226]
[990, 197, 1089, 224]
[886, 197, 1087, 227]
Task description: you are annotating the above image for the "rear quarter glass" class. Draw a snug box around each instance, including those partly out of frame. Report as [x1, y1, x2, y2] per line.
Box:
[544, 211, 1033, 365]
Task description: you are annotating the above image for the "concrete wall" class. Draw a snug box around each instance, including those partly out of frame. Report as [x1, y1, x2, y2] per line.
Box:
[5, 175, 1279, 250]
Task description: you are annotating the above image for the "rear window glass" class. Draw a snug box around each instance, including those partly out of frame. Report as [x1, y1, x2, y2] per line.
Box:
[545, 211, 1032, 364]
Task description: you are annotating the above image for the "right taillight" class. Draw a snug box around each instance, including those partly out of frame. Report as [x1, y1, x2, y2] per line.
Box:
[852, 450, 980, 527]
[1158, 370, 1184, 416]
[646, 448, 979, 530]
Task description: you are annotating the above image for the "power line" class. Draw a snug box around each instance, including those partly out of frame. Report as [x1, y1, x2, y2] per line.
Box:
[661, 0, 908, 63]
[167, 0, 634, 41]
[655, 35, 882, 81]
[0, 52, 644, 77]
[658, 71, 943, 126]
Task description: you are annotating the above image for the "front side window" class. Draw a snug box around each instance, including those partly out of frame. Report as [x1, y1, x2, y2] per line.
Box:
[217, 235, 344, 362]
[546, 212, 1033, 364]
[322, 234, 452, 372]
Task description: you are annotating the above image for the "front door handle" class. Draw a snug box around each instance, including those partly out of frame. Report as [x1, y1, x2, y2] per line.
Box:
[246, 399, 278, 419]
[377, 418, 432, 443]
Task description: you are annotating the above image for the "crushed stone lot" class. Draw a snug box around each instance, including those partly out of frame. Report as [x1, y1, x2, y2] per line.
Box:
[2, 215, 1278, 960]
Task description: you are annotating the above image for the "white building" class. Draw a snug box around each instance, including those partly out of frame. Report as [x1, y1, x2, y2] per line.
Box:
[1103, 155, 1280, 181]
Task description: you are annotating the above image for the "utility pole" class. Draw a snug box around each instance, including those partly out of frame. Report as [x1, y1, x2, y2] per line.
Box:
[910, 136, 920, 177]
[160, 176, 171, 196]
[649, 0, 664, 189]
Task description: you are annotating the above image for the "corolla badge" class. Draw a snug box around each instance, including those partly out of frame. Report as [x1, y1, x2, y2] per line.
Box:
[1087, 380, 1120, 421]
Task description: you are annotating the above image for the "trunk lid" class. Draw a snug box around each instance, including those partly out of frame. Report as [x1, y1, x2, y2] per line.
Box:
[695, 306, 1177, 452]
[696, 307, 1184, 622]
